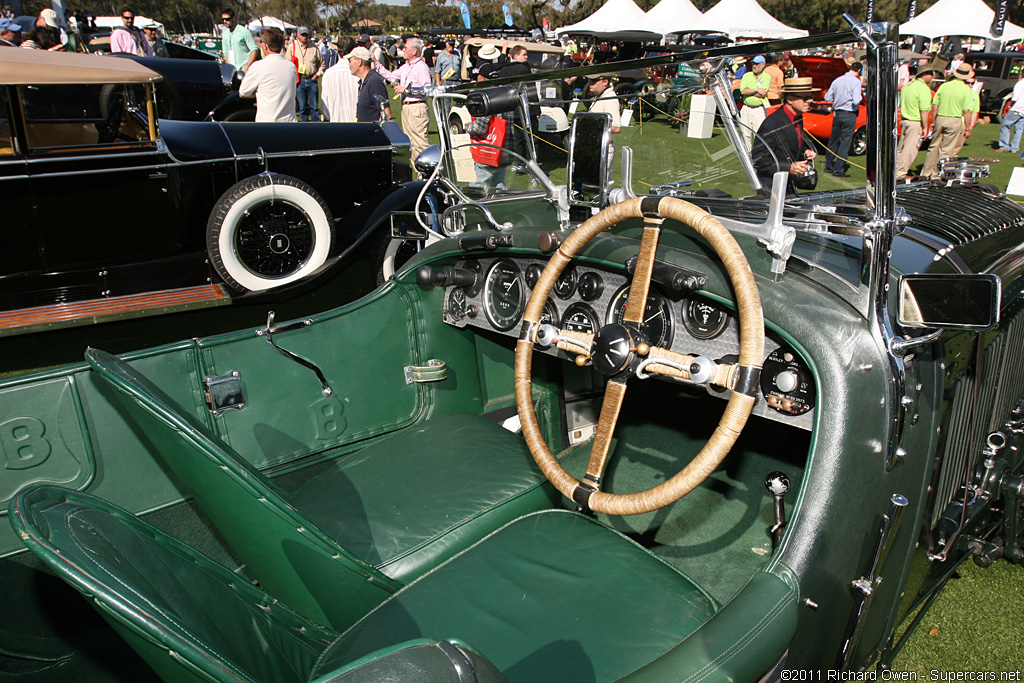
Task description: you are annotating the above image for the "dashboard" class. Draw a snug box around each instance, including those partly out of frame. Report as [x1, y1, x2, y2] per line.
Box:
[440, 256, 816, 431]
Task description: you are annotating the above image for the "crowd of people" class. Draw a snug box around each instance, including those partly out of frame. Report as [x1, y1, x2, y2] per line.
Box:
[4, 4, 1020, 184]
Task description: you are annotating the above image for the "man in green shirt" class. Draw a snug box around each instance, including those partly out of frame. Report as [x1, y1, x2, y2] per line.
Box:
[220, 9, 258, 75]
[896, 65, 938, 178]
[738, 55, 771, 151]
[921, 63, 976, 178]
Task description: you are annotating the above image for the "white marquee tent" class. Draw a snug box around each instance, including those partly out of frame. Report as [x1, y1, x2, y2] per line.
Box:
[637, 0, 703, 35]
[899, 0, 1024, 41]
[689, 0, 807, 40]
[556, 0, 649, 35]
[246, 16, 297, 32]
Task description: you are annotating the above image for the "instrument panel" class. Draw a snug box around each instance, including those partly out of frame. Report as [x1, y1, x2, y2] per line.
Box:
[442, 257, 815, 430]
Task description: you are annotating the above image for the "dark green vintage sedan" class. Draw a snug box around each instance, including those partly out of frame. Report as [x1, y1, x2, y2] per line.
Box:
[2, 20, 1023, 682]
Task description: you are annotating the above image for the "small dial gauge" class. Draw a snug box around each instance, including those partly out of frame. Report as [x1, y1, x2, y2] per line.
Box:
[606, 285, 673, 349]
[578, 271, 605, 302]
[561, 303, 600, 335]
[554, 265, 578, 300]
[444, 287, 468, 321]
[483, 259, 525, 331]
[524, 263, 544, 290]
[541, 300, 559, 327]
[760, 345, 816, 416]
[682, 297, 730, 340]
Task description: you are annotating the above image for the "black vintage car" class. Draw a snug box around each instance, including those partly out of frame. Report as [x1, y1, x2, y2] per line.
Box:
[0, 48, 413, 336]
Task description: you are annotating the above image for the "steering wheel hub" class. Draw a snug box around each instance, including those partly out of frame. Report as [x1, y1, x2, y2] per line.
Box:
[592, 324, 640, 376]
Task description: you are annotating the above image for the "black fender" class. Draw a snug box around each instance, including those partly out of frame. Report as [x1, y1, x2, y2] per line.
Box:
[350, 180, 446, 250]
[207, 92, 256, 121]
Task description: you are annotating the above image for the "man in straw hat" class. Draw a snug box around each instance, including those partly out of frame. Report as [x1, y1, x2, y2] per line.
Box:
[921, 62, 976, 178]
[897, 63, 940, 178]
[751, 77, 819, 195]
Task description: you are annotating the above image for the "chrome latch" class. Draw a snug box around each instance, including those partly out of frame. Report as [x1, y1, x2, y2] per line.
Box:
[203, 371, 245, 416]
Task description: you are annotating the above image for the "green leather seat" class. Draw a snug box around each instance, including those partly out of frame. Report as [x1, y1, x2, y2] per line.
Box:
[12, 485, 798, 683]
[9, 486, 508, 683]
[85, 348, 559, 631]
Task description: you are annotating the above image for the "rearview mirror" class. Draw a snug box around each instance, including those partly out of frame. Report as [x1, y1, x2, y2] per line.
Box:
[898, 274, 1001, 330]
[568, 113, 612, 208]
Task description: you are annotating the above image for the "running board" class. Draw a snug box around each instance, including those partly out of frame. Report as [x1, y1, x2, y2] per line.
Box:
[0, 285, 231, 337]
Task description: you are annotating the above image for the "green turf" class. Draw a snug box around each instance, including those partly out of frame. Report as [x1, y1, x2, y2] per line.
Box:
[891, 560, 1024, 673]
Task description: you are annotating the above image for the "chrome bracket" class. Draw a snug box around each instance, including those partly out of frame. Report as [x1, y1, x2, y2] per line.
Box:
[203, 371, 245, 416]
[257, 312, 333, 397]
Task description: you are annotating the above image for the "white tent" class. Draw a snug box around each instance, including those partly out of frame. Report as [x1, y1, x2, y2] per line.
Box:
[556, 0, 649, 35]
[637, 0, 703, 35]
[900, 0, 1024, 41]
[246, 16, 297, 32]
[689, 0, 807, 40]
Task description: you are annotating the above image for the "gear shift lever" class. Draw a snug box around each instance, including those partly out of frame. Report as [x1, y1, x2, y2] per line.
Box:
[765, 471, 790, 549]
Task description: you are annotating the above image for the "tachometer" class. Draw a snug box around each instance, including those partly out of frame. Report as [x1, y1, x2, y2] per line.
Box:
[682, 296, 729, 340]
[483, 259, 525, 331]
[606, 285, 673, 348]
[561, 303, 600, 335]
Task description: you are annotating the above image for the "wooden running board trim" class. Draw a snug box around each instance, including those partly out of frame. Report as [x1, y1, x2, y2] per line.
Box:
[0, 285, 231, 336]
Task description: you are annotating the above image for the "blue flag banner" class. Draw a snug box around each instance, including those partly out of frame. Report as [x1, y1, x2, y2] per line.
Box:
[460, 2, 471, 29]
[503, 4, 513, 27]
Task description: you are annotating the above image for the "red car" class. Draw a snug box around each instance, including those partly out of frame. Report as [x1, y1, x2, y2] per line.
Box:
[776, 55, 870, 156]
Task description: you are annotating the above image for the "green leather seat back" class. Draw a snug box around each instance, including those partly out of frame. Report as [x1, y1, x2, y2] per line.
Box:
[10, 486, 511, 683]
[314, 509, 719, 683]
[9, 485, 337, 683]
[86, 348, 398, 630]
[85, 349, 557, 630]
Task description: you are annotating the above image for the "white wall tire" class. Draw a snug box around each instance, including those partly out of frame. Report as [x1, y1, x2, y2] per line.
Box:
[207, 174, 334, 293]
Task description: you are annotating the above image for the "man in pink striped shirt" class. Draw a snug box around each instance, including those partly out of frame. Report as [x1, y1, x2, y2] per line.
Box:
[109, 8, 151, 57]
[374, 37, 432, 162]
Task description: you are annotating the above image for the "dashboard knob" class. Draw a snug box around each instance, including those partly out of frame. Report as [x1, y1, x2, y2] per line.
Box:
[775, 370, 799, 393]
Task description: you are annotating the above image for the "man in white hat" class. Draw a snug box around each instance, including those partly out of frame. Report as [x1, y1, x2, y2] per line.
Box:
[921, 62, 976, 178]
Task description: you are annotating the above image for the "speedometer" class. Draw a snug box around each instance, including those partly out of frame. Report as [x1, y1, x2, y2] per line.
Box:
[483, 260, 525, 331]
[606, 285, 673, 348]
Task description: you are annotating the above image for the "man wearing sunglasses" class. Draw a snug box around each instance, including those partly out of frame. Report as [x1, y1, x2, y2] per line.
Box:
[221, 8, 258, 75]
[110, 8, 151, 57]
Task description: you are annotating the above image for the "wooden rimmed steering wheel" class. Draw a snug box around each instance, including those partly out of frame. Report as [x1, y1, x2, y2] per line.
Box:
[514, 196, 765, 515]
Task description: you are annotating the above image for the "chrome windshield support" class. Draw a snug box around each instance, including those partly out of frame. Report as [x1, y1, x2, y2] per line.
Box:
[711, 71, 761, 192]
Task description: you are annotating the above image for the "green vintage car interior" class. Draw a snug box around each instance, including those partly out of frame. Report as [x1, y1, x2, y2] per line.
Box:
[3, 21, 1024, 683]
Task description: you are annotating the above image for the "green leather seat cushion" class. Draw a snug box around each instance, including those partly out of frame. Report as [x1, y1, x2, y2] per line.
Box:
[312, 509, 718, 683]
[289, 412, 559, 584]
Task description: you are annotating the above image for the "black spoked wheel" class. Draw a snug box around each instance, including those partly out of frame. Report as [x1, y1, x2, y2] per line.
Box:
[207, 174, 335, 292]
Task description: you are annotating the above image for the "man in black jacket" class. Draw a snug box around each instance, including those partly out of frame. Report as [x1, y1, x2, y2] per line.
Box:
[751, 77, 819, 195]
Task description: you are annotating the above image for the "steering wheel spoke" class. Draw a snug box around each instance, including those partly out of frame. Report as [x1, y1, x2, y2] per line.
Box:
[553, 328, 594, 360]
[638, 347, 737, 389]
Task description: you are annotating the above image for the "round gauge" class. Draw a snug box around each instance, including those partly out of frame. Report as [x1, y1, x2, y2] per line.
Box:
[578, 271, 605, 302]
[682, 297, 730, 340]
[760, 345, 816, 416]
[554, 265, 578, 300]
[524, 263, 544, 290]
[561, 303, 600, 335]
[444, 287, 468, 321]
[483, 259, 526, 331]
[541, 300, 559, 327]
[606, 285, 673, 349]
